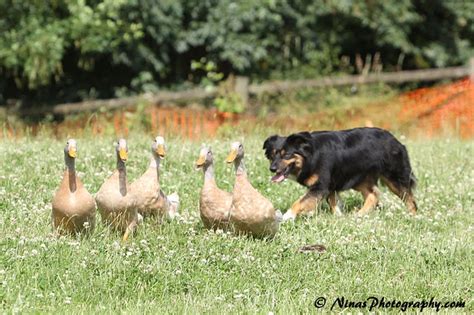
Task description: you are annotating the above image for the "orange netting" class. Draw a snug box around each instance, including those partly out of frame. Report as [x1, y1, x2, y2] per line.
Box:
[399, 78, 474, 138]
[2, 79, 472, 140]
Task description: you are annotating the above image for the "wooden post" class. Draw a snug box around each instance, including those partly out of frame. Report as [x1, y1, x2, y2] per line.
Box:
[234, 76, 249, 106]
[469, 57, 474, 82]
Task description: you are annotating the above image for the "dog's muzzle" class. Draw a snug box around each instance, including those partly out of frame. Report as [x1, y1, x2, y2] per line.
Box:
[271, 164, 292, 183]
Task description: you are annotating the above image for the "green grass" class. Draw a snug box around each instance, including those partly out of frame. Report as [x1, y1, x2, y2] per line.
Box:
[0, 134, 473, 313]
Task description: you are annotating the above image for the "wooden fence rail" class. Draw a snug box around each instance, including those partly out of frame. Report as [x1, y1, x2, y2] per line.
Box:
[13, 57, 474, 116]
[19, 87, 218, 116]
[247, 65, 470, 95]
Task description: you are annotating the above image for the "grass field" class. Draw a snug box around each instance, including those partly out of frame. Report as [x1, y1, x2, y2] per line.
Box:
[0, 133, 473, 313]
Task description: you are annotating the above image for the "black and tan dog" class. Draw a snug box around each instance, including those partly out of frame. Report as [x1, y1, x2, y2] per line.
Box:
[263, 128, 417, 221]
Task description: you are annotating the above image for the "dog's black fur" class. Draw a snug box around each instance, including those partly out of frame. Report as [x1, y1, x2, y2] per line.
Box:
[263, 127, 417, 214]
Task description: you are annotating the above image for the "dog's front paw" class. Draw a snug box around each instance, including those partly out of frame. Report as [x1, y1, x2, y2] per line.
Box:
[333, 205, 343, 216]
[282, 210, 297, 222]
[275, 210, 283, 223]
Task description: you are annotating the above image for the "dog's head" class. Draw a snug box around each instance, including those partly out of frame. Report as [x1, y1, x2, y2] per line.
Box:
[263, 135, 286, 162]
[269, 132, 313, 183]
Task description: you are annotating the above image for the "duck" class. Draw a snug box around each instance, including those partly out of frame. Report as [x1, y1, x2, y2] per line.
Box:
[131, 136, 179, 221]
[95, 139, 139, 242]
[195, 146, 232, 230]
[226, 142, 282, 238]
[52, 139, 96, 235]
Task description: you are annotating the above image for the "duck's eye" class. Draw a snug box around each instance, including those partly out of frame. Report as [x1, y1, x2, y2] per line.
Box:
[239, 145, 243, 149]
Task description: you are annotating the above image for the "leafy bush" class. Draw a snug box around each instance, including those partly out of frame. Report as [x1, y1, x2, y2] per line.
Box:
[0, 0, 473, 105]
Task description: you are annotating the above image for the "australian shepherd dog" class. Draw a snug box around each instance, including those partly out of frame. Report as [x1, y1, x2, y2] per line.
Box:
[263, 128, 417, 221]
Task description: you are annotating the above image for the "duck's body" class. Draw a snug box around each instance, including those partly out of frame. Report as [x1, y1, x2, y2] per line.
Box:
[226, 142, 281, 238]
[131, 137, 179, 221]
[96, 139, 138, 241]
[229, 172, 279, 237]
[131, 166, 168, 218]
[200, 179, 232, 230]
[96, 170, 137, 232]
[52, 139, 96, 235]
[196, 147, 232, 230]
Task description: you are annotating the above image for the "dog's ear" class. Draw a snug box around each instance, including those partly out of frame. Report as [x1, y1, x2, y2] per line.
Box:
[286, 132, 313, 157]
[263, 135, 280, 150]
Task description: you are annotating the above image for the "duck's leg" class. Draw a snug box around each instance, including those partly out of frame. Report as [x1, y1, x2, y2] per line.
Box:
[121, 219, 137, 243]
[122, 226, 133, 243]
[283, 191, 323, 221]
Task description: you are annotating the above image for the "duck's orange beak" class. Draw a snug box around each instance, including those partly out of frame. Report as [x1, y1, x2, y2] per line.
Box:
[226, 149, 238, 163]
[119, 148, 128, 161]
[195, 155, 206, 168]
[156, 144, 165, 158]
[68, 147, 77, 158]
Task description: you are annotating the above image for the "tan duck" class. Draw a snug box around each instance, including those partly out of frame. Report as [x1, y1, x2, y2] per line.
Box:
[195, 146, 232, 230]
[95, 139, 139, 242]
[226, 142, 282, 238]
[52, 139, 96, 235]
[131, 136, 179, 221]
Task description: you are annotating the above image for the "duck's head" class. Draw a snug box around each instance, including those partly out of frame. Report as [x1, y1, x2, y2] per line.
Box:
[226, 141, 244, 163]
[152, 136, 166, 159]
[115, 138, 128, 162]
[195, 146, 213, 170]
[64, 138, 77, 159]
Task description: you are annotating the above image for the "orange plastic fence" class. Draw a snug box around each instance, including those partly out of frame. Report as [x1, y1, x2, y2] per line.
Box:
[0, 107, 227, 140]
[148, 107, 221, 139]
[399, 78, 473, 138]
[1, 79, 472, 139]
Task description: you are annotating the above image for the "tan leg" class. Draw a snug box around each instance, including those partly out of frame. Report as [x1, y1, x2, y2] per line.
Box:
[381, 177, 417, 214]
[122, 229, 131, 243]
[121, 222, 135, 243]
[283, 191, 322, 221]
[327, 191, 343, 216]
[354, 180, 379, 216]
[121, 212, 138, 244]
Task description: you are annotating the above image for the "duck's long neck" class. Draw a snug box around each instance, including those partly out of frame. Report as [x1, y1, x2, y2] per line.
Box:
[65, 154, 76, 192]
[234, 157, 246, 176]
[149, 155, 161, 180]
[203, 163, 215, 181]
[116, 157, 127, 196]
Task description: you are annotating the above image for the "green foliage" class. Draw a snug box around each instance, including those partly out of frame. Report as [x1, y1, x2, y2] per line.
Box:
[0, 0, 473, 104]
[191, 58, 224, 88]
[214, 93, 245, 114]
[0, 0, 141, 90]
[212, 75, 246, 114]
